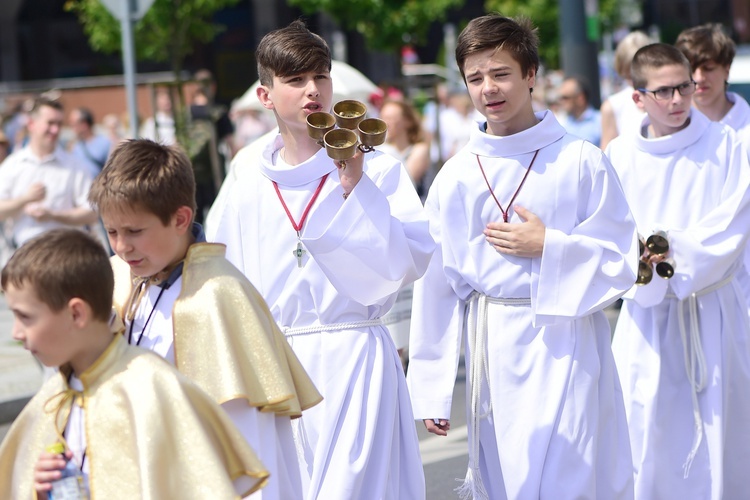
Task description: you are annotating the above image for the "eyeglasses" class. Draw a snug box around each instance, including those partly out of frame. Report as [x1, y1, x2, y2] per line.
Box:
[637, 81, 696, 100]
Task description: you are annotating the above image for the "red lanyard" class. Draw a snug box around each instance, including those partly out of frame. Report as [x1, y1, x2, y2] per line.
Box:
[476, 150, 539, 222]
[272, 174, 329, 232]
[272, 174, 329, 267]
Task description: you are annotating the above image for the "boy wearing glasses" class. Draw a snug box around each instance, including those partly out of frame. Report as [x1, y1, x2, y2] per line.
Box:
[605, 43, 750, 499]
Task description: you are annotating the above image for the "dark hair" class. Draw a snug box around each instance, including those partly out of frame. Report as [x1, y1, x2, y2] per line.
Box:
[380, 99, 425, 144]
[631, 43, 692, 90]
[75, 107, 95, 127]
[456, 14, 540, 82]
[675, 23, 736, 71]
[89, 139, 196, 225]
[564, 75, 592, 103]
[1, 229, 113, 322]
[30, 97, 63, 116]
[255, 20, 331, 87]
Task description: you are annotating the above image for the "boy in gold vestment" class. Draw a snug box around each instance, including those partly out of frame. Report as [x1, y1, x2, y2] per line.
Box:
[0, 228, 269, 499]
[87, 139, 321, 500]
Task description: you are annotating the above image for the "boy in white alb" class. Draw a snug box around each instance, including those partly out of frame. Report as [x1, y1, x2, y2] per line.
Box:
[88, 139, 322, 500]
[406, 14, 638, 500]
[207, 21, 432, 500]
[605, 43, 750, 499]
[676, 24, 750, 314]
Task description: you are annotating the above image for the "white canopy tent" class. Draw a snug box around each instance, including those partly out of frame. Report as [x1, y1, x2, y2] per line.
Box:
[231, 60, 379, 113]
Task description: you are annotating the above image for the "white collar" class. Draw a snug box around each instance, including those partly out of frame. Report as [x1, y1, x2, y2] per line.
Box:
[467, 110, 567, 157]
[258, 133, 336, 186]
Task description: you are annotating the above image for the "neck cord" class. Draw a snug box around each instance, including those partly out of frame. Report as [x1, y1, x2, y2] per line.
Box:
[476, 149, 539, 222]
[127, 285, 168, 346]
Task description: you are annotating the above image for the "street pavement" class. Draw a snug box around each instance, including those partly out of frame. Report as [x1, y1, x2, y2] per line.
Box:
[0, 294, 618, 499]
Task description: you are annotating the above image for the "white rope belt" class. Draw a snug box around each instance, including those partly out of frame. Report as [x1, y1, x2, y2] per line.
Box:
[282, 318, 384, 337]
[664, 273, 735, 477]
[458, 292, 531, 500]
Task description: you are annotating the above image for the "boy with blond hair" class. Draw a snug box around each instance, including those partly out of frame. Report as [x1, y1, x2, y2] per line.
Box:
[0, 228, 268, 499]
[605, 43, 750, 499]
[208, 20, 432, 499]
[407, 14, 639, 499]
[87, 138, 321, 500]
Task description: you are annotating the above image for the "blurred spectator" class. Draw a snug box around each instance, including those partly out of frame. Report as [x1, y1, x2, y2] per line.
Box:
[368, 85, 405, 116]
[140, 88, 176, 144]
[230, 106, 274, 151]
[438, 91, 476, 161]
[69, 107, 112, 177]
[377, 99, 432, 199]
[189, 70, 235, 223]
[102, 112, 127, 144]
[3, 99, 32, 153]
[0, 97, 97, 249]
[600, 31, 651, 150]
[557, 76, 602, 146]
[421, 83, 450, 165]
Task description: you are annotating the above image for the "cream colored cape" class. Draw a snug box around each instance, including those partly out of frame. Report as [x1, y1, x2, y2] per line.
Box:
[0, 335, 269, 499]
[111, 242, 322, 417]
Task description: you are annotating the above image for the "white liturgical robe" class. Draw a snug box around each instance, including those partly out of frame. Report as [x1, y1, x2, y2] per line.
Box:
[408, 111, 639, 500]
[208, 133, 434, 500]
[606, 109, 750, 500]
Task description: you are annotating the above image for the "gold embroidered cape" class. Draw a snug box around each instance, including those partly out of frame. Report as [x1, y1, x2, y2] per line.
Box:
[111, 242, 322, 417]
[0, 335, 269, 499]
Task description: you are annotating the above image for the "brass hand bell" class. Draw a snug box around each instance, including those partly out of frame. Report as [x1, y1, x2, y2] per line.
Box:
[306, 100, 387, 167]
[636, 231, 676, 285]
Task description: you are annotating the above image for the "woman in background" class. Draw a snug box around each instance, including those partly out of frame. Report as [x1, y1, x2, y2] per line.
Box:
[378, 99, 431, 199]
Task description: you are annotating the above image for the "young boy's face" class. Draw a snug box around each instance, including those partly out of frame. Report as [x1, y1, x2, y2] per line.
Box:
[463, 47, 536, 136]
[257, 70, 333, 135]
[101, 205, 191, 278]
[693, 61, 730, 109]
[634, 64, 693, 137]
[6, 282, 76, 368]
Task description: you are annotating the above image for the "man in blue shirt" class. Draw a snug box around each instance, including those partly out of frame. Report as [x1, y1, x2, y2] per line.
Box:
[558, 76, 602, 146]
[69, 107, 112, 177]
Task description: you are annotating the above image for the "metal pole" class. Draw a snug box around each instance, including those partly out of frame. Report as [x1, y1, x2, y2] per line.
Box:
[121, 0, 139, 137]
[559, 0, 601, 108]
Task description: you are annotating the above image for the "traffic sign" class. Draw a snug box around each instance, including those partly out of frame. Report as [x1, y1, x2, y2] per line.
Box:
[99, 0, 155, 21]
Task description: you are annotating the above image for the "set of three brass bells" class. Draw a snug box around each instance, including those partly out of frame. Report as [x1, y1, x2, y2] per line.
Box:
[306, 100, 387, 165]
[637, 231, 676, 286]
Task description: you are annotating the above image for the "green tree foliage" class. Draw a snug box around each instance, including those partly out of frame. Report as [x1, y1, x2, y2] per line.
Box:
[485, 0, 621, 69]
[64, 0, 239, 149]
[65, 0, 240, 72]
[287, 0, 463, 52]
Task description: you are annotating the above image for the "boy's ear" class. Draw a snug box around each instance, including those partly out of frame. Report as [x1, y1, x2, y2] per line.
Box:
[68, 298, 91, 328]
[527, 68, 537, 90]
[173, 205, 193, 234]
[257, 85, 274, 110]
[632, 90, 646, 110]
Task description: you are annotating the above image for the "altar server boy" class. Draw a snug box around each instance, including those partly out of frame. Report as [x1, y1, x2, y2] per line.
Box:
[407, 13, 639, 500]
[605, 42, 750, 499]
[208, 20, 433, 500]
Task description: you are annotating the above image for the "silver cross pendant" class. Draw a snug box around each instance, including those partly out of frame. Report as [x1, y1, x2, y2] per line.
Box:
[292, 240, 306, 268]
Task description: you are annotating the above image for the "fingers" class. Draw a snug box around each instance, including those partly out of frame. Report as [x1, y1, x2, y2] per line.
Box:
[423, 418, 451, 436]
[34, 452, 67, 492]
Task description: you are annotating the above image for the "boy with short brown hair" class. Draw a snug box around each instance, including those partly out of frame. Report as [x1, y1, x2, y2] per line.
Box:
[606, 42, 750, 498]
[89, 138, 321, 500]
[0, 228, 268, 499]
[407, 13, 638, 499]
[208, 20, 432, 499]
